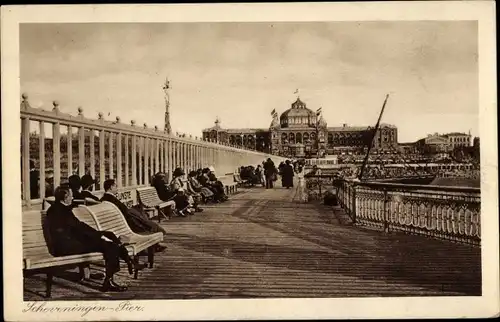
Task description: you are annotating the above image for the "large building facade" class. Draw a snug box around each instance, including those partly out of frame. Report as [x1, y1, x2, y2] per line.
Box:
[202, 97, 398, 158]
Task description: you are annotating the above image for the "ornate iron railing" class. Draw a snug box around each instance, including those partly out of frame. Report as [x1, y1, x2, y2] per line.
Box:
[337, 180, 481, 246]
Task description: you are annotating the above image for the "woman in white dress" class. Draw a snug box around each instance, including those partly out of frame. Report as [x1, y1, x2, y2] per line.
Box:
[295, 166, 307, 203]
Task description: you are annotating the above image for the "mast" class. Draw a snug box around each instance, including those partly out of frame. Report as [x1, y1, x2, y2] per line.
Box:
[358, 94, 390, 180]
[163, 77, 172, 134]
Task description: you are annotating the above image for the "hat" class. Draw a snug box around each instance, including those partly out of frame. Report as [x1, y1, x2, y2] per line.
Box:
[208, 166, 215, 172]
[173, 168, 185, 177]
[81, 174, 97, 189]
[68, 175, 81, 190]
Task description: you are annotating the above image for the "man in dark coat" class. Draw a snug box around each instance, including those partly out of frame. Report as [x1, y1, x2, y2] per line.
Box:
[263, 158, 277, 189]
[100, 179, 167, 250]
[46, 186, 132, 292]
[282, 160, 295, 189]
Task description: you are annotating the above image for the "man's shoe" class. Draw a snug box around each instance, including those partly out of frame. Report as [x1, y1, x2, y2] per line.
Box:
[155, 243, 168, 252]
[102, 279, 128, 292]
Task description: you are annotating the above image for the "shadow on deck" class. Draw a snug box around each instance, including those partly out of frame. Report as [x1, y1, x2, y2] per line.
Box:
[24, 186, 481, 301]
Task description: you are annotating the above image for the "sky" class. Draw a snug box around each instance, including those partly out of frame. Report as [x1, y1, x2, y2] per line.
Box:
[20, 21, 478, 142]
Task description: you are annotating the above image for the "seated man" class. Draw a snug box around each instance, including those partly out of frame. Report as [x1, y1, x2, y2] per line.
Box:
[100, 179, 168, 251]
[80, 174, 101, 202]
[46, 186, 132, 292]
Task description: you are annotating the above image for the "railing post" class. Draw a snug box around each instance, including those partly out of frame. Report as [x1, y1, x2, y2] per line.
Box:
[21, 117, 30, 204]
[109, 132, 114, 179]
[78, 126, 85, 177]
[89, 130, 95, 184]
[67, 125, 73, 176]
[39, 121, 46, 200]
[99, 129, 105, 188]
[116, 132, 122, 187]
[124, 134, 129, 187]
[53, 122, 61, 189]
[383, 189, 389, 233]
[138, 137, 143, 185]
[131, 135, 137, 186]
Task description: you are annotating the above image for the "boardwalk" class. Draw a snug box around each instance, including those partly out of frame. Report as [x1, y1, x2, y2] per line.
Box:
[24, 184, 481, 300]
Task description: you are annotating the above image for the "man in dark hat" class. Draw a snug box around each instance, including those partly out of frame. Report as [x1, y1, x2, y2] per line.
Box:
[101, 179, 168, 251]
[80, 174, 100, 202]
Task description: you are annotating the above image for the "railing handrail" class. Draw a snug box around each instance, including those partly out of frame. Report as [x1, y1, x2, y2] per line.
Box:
[21, 103, 276, 156]
[304, 174, 480, 194]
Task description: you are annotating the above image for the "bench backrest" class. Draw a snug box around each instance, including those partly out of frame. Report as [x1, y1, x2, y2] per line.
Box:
[136, 187, 162, 208]
[23, 207, 99, 260]
[23, 210, 51, 259]
[219, 175, 236, 185]
[79, 202, 133, 237]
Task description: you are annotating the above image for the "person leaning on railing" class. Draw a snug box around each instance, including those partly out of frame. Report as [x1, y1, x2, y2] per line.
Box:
[46, 185, 134, 292]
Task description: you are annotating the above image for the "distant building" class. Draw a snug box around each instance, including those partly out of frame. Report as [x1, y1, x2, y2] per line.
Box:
[202, 97, 398, 158]
[416, 132, 472, 155]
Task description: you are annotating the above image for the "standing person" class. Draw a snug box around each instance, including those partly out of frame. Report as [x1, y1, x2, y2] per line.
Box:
[295, 166, 307, 203]
[46, 186, 133, 292]
[263, 158, 277, 189]
[282, 160, 295, 189]
[255, 165, 265, 187]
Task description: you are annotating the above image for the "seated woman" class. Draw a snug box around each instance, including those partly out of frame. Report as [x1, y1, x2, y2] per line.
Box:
[170, 168, 201, 214]
[152, 172, 176, 201]
[46, 186, 133, 292]
[207, 167, 228, 202]
[189, 170, 213, 203]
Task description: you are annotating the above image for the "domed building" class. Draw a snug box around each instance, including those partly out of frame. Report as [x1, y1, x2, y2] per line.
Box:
[202, 96, 398, 158]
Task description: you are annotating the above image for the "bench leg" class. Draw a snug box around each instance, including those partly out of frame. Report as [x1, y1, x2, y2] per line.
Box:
[133, 256, 140, 280]
[147, 247, 155, 269]
[158, 207, 170, 221]
[46, 273, 53, 298]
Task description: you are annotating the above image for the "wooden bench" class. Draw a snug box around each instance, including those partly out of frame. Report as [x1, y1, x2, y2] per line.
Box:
[136, 187, 176, 222]
[219, 175, 238, 195]
[78, 202, 164, 279]
[23, 209, 103, 298]
[234, 173, 251, 187]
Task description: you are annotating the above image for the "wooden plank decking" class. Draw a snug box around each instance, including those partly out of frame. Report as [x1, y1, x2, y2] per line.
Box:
[24, 185, 481, 301]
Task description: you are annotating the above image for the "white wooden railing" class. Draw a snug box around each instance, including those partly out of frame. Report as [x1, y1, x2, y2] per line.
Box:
[20, 93, 285, 209]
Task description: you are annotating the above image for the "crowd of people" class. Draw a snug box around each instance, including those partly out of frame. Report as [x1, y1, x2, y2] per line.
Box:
[44, 165, 230, 293]
[238, 158, 307, 190]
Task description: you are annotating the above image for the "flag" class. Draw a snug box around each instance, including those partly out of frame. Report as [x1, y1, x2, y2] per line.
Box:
[316, 107, 322, 116]
[294, 89, 299, 94]
[108, 112, 111, 116]
[271, 109, 276, 116]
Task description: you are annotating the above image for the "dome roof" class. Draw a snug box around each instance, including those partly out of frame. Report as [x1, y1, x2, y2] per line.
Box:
[280, 97, 316, 119]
